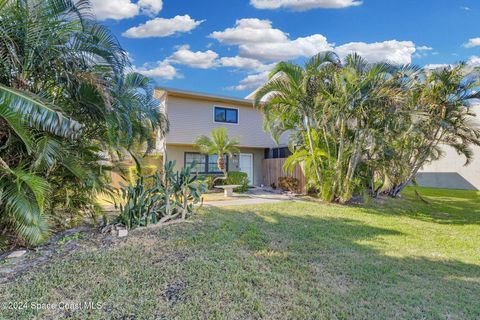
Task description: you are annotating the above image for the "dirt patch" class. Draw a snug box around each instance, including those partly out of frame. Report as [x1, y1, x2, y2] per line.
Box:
[163, 279, 188, 304]
[0, 225, 123, 284]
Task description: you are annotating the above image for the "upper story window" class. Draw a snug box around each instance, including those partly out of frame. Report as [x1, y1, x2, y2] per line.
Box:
[214, 106, 238, 124]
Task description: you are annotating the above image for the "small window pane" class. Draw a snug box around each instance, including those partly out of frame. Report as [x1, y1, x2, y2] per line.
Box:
[215, 108, 226, 122]
[185, 153, 206, 173]
[226, 109, 238, 123]
[215, 107, 238, 123]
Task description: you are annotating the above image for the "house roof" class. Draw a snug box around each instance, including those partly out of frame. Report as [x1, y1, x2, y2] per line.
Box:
[156, 87, 254, 107]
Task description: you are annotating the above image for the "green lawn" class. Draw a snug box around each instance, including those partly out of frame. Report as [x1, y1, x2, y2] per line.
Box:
[1, 187, 479, 319]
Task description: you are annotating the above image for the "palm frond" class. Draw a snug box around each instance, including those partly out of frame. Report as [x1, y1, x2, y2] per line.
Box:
[0, 85, 83, 138]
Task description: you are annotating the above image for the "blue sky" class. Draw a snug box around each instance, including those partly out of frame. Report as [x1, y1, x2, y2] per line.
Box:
[93, 0, 480, 98]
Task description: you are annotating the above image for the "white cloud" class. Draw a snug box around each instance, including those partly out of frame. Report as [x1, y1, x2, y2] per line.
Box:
[167, 47, 268, 70]
[90, 0, 163, 20]
[168, 45, 219, 69]
[138, 0, 163, 15]
[468, 56, 480, 67]
[134, 60, 180, 80]
[463, 38, 480, 48]
[212, 19, 419, 90]
[417, 46, 433, 51]
[461, 6, 471, 11]
[242, 34, 332, 61]
[210, 19, 288, 45]
[250, 0, 362, 10]
[414, 46, 434, 59]
[210, 18, 333, 62]
[423, 64, 453, 70]
[229, 71, 271, 91]
[335, 40, 416, 65]
[211, 19, 415, 65]
[423, 57, 480, 71]
[219, 57, 265, 70]
[231, 39, 417, 89]
[123, 15, 204, 38]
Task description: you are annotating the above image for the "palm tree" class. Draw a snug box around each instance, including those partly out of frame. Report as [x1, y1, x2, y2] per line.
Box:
[318, 54, 405, 202]
[256, 52, 403, 202]
[110, 72, 169, 155]
[0, 0, 167, 246]
[254, 52, 341, 187]
[387, 64, 480, 196]
[194, 127, 240, 176]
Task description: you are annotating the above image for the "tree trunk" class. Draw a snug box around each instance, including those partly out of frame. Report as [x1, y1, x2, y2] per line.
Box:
[390, 126, 443, 197]
[332, 117, 346, 200]
[217, 154, 227, 176]
[304, 115, 323, 185]
[0, 156, 10, 170]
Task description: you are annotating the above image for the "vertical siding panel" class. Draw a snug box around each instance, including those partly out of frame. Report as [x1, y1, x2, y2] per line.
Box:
[262, 158, 306, 193]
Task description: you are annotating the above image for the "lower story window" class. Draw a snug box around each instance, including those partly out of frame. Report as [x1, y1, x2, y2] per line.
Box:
[185, 152, 228, 174]
[185, 153, 205, 173]
[264, 147, 292, 159]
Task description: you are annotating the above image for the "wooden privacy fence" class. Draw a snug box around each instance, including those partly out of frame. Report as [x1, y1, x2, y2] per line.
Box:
[262, 158, 307, 193]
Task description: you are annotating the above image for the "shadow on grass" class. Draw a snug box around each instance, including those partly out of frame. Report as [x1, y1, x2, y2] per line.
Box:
[194, 205, 480, 318]
[1, 201, 479, 319]
[356, 187, 480, 225]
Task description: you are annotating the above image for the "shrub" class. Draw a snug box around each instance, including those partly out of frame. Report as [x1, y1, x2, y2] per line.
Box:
[199, 174, 223, 190]
[225, 171, 249, 192]
[278, 177, 299, 192]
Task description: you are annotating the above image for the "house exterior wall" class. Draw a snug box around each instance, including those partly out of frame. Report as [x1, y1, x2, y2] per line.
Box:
[418, 105, 480, 190]
[165, 144, 264, 186]
[157, 88, 480, 191]
[418, 144, 480, 190]
[161, 94, 287, 148]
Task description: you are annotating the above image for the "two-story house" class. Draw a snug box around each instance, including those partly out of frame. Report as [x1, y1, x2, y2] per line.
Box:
[153, 87, 480, 191]
[154, 88, 289, 186]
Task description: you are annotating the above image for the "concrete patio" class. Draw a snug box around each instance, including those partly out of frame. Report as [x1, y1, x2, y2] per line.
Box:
[203, 188, 296, 207]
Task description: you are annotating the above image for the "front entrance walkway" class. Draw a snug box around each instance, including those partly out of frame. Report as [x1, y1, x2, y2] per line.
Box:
[203, 188, 295, 207]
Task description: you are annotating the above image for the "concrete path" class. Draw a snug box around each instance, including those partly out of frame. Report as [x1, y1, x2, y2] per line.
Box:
[204, 189, 295, 207]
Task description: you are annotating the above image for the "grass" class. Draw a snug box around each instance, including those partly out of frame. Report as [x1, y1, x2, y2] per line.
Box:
[1, 187, 479, 319]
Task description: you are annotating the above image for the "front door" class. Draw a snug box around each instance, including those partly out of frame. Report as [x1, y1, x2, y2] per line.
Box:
[239, 153, 253, 185]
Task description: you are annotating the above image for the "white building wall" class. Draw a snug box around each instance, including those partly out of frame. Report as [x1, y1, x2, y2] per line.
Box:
[418, 105, 480, 190]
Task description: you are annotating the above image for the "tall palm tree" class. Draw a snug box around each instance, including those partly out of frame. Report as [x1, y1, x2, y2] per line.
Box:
[318, 54, 405, 202]
[256, 52, 403, 202]
[387, 64, 480, 196]
[254, 52, 341, 186]
[0, 0, 167, 246]
[194, 127, 240, 176]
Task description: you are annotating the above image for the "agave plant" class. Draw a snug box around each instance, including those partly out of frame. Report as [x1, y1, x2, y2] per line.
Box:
[117, 161, 206, 230]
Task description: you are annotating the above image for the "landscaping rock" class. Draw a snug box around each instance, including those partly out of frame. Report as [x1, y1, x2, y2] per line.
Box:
[6, 250, 27, 259]
[118, 229, 128, 237]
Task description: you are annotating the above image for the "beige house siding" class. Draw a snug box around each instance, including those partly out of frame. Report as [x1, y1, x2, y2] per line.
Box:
[418, 144, 480, 190]
[165, 144, 264, 186]
[418, 105, 480, 190]
[160, 94, 287, 148]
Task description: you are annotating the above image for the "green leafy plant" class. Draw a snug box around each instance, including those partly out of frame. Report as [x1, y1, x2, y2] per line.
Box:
[224, 171, 249, 192]
[58, 232, 83, 246]
[200, 174, 222, 190]
[256, 51, 480, 203]
[0, 0, 168, 246]
[117, 161, 206, 230]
